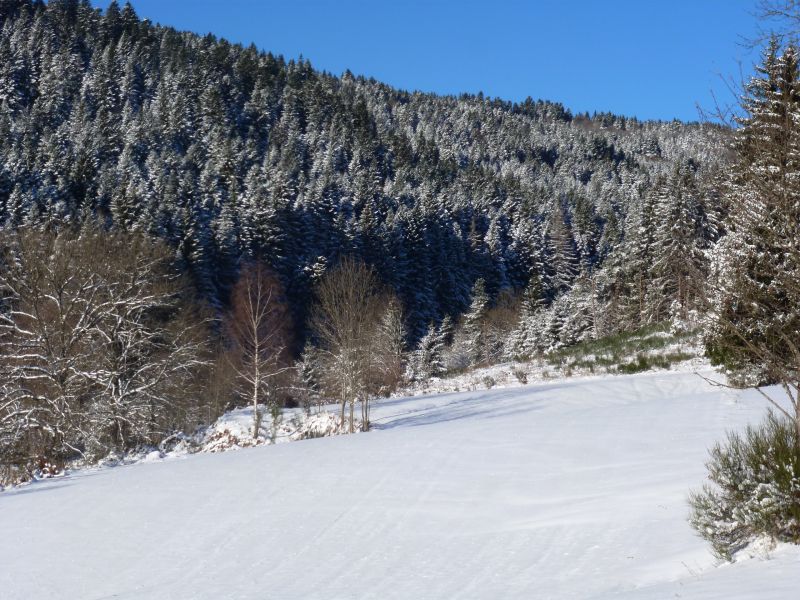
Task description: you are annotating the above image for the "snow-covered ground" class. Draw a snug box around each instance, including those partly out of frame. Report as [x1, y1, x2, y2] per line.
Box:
[1, 370, 798, 599]
[400, 328, 705, 399]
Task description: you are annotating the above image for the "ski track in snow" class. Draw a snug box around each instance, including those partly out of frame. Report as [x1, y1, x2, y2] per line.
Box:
[1, 370, 799, 599]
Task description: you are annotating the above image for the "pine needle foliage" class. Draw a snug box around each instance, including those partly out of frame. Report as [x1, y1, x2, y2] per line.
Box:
[689, 412, 800, 560]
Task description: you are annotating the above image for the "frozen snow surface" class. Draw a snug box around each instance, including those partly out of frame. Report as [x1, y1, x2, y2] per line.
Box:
[1, 371, 798, 599]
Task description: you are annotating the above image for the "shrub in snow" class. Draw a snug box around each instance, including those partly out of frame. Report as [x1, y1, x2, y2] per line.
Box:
[201, 407, 355, 452]
[689, 412, 800, 560]
[203, 429, 260, 453]
[292, 412, 352, 439]
[482, 375, 496, 389]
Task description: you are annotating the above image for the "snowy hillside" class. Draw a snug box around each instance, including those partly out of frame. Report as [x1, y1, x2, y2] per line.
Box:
[1, 371, 798, 599]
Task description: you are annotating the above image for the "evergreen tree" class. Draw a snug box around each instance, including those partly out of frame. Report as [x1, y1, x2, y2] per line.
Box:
[707, 42, 800, 447]
[620, 185, 658, 326]
[545, 207, 580, 296]
[411, 321, 447, 380]
[0, 0, 726, 354]
[452, 278, 490, 367]
[650, 160, 707, 321]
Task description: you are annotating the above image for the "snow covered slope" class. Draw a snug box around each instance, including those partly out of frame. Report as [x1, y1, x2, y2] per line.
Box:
[1, 371, 798, 599]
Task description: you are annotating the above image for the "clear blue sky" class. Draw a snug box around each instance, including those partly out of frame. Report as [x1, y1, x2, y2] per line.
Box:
[91, 0, 761, 122]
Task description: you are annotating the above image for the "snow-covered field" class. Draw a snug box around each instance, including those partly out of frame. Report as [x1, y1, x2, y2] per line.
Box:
[1, 371, 798, 599]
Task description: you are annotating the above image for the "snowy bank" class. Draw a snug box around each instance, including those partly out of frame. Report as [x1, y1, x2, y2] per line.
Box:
[1, 371, 798, 599]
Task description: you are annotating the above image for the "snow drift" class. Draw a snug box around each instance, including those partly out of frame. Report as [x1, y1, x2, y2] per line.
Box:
[1, 371, 798, 599]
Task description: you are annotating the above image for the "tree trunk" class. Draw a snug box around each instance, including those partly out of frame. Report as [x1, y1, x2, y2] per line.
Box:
[349, 398, 355, 433]
[795, 416, 800, 451]
[340, 391, 347, 430]
[362, 397, 370, 432]
[252, 368, 260, 439]
[794, 384, 800, 449]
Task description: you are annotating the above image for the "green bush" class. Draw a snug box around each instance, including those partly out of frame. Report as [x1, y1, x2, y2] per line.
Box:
[616, 354, 651, 374]
[544, 322, 697, 376]
[689, 412, 800, 560]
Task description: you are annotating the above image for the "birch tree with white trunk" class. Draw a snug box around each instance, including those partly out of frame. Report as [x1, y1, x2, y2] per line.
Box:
[224, 262, 291, 439]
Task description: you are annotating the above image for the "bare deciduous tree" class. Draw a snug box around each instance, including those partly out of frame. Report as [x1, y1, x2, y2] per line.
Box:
[483, 289, 522, 364]
[311, 257, 404, 433]
[0, 229, 109, 463]
[224, 262, 292, 439]
[755, 1, 800, 45]
[0, 228, 209, 474]
[86, 233, 209, 454]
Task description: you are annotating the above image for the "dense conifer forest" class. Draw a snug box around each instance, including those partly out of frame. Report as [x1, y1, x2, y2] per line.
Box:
[0, 0, 735, 475]
[0, 0, 728, 342]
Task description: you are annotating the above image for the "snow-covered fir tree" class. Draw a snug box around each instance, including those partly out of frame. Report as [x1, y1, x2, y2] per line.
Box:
[0, 0, 728, 350]
[706, 41, 800, 412]
[0, 0, 741, 477]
